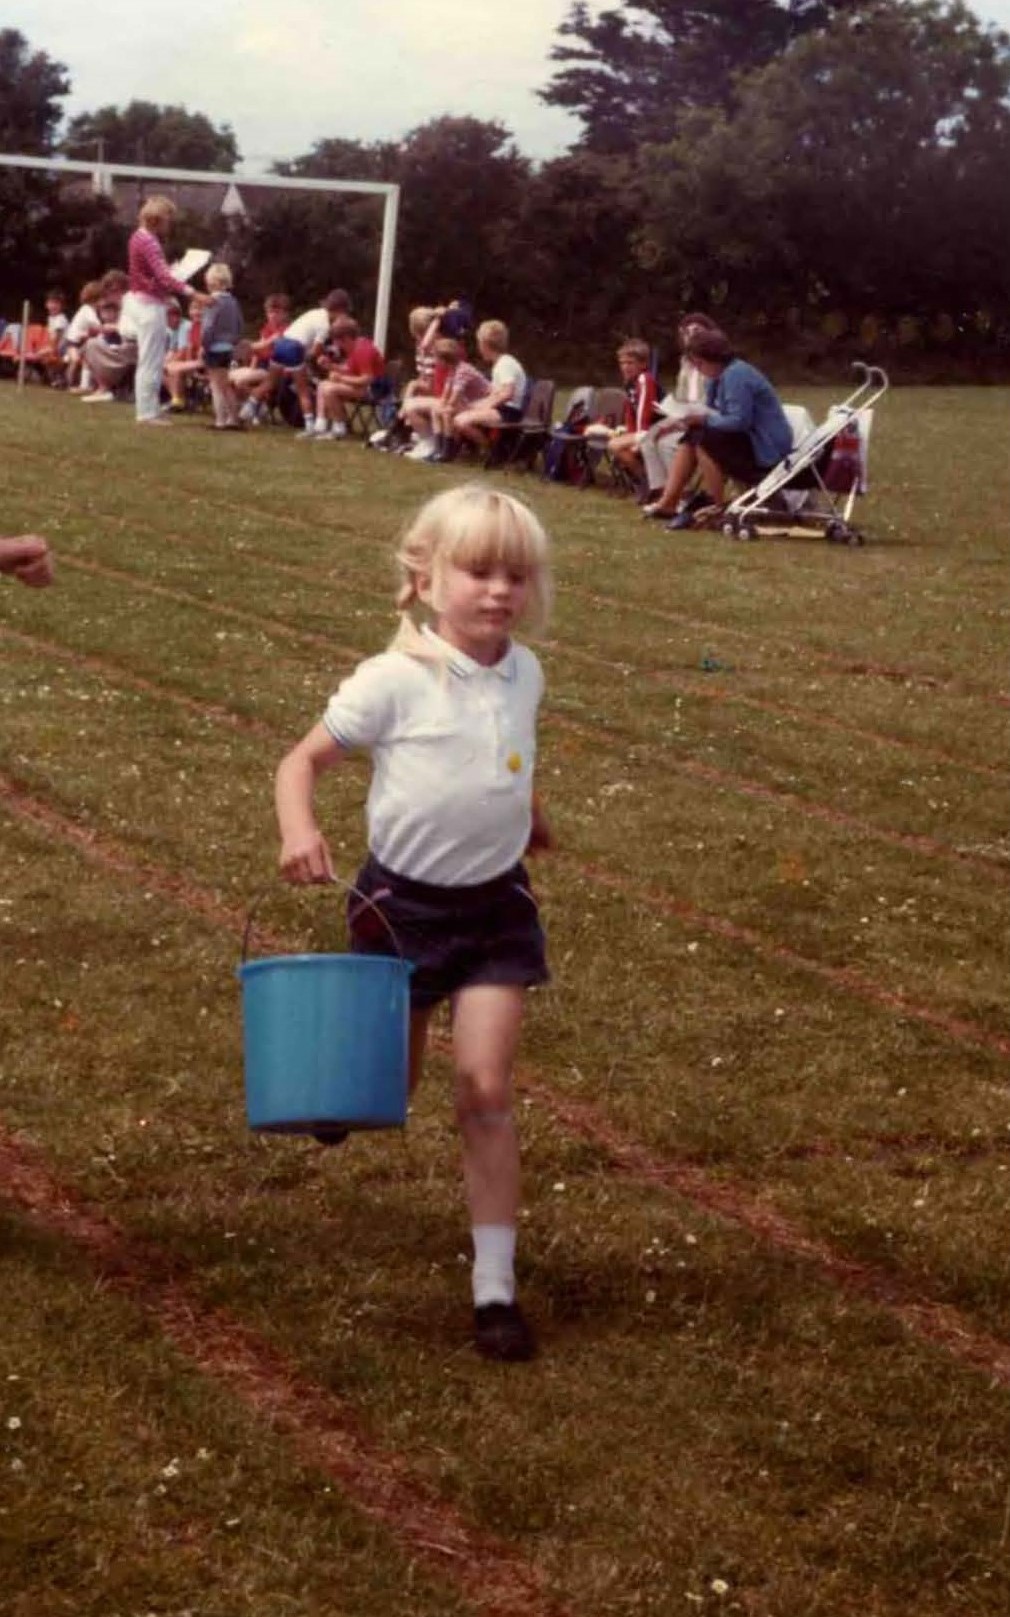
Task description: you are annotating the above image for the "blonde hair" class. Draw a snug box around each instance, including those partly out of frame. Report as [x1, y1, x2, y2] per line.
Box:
[476, 319, 509, 354]
[408, 305, 436, 338]
[205, 261, 233, 291]
[390, 485, 552, 660]
[139, 195, 177, 231]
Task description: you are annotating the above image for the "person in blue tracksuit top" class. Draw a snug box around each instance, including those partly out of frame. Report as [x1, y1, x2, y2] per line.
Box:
[659, 328, 794, 529]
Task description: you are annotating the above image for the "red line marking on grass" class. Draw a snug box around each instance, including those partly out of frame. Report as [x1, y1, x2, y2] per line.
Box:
[12, 447, 1007, 786]
[10, 420, 1008, 713]
[0, 626, 275, 739]
[522, 1082, 1010, 1387]
[57, 554, 365, 662]
[0, 1129, 570, 1617]
[4, 788, 1010, 1408]
[560, 856, 1010, 1060]
[10, 577, 1004, 880]
[562, 587, 1010, 708]
[549, 711, 1008, 877]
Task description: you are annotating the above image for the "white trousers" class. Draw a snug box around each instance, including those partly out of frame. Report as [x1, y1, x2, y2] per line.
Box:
[132, 299, 168, 421]
[641, 423, 684, 493]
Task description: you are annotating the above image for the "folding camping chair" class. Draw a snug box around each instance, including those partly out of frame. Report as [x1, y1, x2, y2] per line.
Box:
[484, 378, 556, 471]
[346, 359, 404, 439]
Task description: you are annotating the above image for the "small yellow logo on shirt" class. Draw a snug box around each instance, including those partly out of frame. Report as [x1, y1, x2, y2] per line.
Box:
[506, 751, 523, 774]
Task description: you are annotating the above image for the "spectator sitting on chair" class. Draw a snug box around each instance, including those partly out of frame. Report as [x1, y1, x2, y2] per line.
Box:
[452, 320, 527, 453]
[64, 282, 103, 392]
[306, 316, 384, 440]
[413, 336, 491, 463]
[659, 330, 794, 530]
[595, 338, 664, 494]
[165, 299, 192, 358]
[81, 287, 139, 403]
[164, 304, 204, 411]
[29, 290, 70, 386]
[264, 290, 351, 433]
[233, 292, 291, 422]
[373, 305, 445, 456]
[641, 312, 723, 512]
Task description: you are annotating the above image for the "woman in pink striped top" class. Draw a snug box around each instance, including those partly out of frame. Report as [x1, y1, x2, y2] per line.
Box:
[127, 196, 194, 425]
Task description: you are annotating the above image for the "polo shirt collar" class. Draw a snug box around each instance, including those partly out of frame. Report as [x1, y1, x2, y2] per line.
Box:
[421, 623, 516, 681]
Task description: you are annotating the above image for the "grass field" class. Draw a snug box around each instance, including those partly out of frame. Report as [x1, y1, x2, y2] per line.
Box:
[1, 383, 1008, 1617]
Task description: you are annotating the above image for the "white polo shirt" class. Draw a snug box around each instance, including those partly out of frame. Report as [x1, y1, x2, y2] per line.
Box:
[323, 628, 544, 886]
[284, 308, 331, 349]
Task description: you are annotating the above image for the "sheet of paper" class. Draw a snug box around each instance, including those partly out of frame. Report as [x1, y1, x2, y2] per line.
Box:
[169, 247, 212, 283]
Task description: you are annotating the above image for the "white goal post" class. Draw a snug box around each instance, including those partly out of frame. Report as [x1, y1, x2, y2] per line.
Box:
[0, 153, 400, 352]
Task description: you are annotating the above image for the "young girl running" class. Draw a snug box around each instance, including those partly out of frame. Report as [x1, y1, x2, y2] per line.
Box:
[275, 485, 553, 1363]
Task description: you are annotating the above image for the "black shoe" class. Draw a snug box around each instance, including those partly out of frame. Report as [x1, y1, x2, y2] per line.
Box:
[311, 1124, 350, 1147]
[473, 1301, 537, 1362]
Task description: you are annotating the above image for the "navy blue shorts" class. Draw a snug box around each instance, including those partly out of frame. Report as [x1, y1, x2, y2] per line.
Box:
[271, 337, 307, 369]
[347, 855, 549, 1010]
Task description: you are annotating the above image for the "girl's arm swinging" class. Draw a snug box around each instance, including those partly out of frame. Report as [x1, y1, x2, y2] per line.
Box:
[275, 721, 344, 883]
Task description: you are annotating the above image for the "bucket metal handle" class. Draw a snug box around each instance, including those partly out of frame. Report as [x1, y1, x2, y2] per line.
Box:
[241, 876, 406, 964]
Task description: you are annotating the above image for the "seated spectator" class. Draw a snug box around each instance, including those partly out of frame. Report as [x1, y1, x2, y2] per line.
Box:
[233, 292, 291, 422]
[81, 288, 139, 403]
[658, 329, 794, 530]
[452, 320, 527, 451]
[64, 281, 103, 392]
[305, 316, 385, 440]
[592, 338, 664, 493]
[263, 290, 351, 432]
[641, 312, 723, 511]
[200, 262, 244, 431]
[422, 337, 492, 463]
[29, 290, 70, 385]
[369, 304, 439, 451]
[165, 299, 192, 357]
[164, 306, 204, 410]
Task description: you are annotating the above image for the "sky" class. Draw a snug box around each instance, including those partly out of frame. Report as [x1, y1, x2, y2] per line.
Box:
[5, 0, 1010, 173]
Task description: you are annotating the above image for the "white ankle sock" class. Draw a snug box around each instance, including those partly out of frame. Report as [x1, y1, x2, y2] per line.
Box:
[472, 1224, 517, 1308]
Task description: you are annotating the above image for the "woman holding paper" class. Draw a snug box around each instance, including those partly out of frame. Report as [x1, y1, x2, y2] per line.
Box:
[641, 313, 722, 513]
[127, 196, 197, 426]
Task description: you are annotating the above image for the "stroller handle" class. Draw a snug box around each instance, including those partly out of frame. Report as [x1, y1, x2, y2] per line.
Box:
[852, 360, 889, 394]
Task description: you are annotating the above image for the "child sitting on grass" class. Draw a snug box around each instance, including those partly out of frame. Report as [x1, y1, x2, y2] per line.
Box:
[275, 484, 553, 1363]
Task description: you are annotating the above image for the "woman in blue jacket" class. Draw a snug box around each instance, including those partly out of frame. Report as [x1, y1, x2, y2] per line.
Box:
[652, 329, 794, 529]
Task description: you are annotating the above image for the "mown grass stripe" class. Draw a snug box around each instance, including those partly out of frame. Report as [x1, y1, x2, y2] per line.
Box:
[8, 430, 1008, 711]
[10, 571, 1002, 876]
[3, 773, 1009, 1391]
[0, 1129, 572, 1617]
[563, 857, 1010, 1060]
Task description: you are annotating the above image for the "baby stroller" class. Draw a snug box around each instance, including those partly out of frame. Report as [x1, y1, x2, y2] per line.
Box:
[719, 363, 889, 546]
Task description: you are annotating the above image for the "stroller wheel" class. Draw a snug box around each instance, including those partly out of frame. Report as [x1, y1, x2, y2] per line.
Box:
[721, 517, 738, 539]
[825, 519, 847, 543]
[740, 520, 759, 542]
[846, 529, 865, 547]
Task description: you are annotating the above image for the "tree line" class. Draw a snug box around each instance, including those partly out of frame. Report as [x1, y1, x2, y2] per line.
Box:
[2, 1, 1009, 377]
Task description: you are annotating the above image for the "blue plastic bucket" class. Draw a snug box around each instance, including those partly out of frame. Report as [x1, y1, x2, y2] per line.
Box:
[237, 952, 412, 1133]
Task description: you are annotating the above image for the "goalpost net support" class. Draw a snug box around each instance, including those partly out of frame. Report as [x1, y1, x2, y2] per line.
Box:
[0, 152, 400, 353]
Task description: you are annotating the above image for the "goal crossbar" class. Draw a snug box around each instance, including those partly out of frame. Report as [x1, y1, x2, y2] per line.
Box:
[0, 153, 400, 351]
